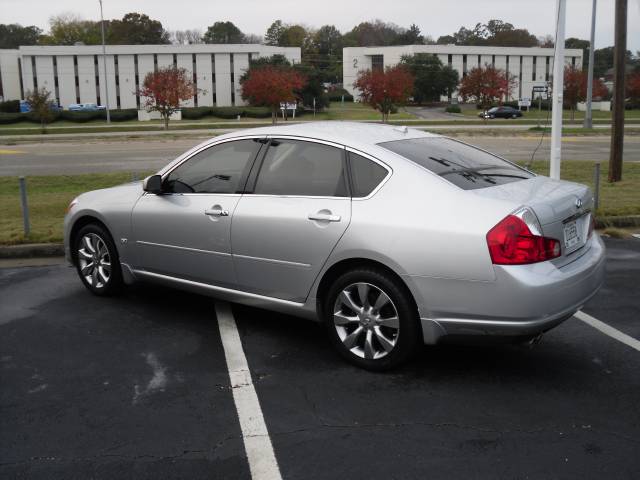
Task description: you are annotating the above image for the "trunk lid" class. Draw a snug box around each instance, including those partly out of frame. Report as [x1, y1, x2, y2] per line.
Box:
[472, 176, 594, 263]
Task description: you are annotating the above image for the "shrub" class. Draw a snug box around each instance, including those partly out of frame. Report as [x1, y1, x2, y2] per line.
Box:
[0, 112, 27, 124]
[108, 109, 138, 121]
[25, 110, 60, 124]
[0, 100, 20, 113]
[445, 105, 461, 113]
[327, 88, 354, 102]
[242, 106, 271, 118]
[181, 107, 213, 119]
[59, 110, 102, 122]
[211, 107, 245, 119]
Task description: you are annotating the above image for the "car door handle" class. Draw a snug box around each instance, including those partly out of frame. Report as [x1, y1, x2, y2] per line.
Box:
[308, 213, 341, 222]
[205, 206, 229, 217]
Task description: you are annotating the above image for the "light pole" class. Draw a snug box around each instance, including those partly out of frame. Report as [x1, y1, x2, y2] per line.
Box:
[584, 0, 597, 129]
[99, 0, 111, 123]
[550, 0, 566, 180]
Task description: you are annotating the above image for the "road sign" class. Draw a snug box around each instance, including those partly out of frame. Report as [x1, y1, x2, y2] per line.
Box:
[532, 85, 548, 93]
[518, 99, 532, 107]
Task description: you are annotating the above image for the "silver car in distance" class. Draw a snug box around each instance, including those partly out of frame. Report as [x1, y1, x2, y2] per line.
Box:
[64, 122, 605, 370]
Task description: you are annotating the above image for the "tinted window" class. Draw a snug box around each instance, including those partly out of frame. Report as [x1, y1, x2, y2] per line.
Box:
[165, 140, 259, 194]
[349, 152, 388, 197]
[254, 140, 347, 196]
[378, 137, 533, 190]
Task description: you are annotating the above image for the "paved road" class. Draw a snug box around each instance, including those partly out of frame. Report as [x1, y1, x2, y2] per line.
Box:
[1, 237, 639, 479]
[1, 135, 638, 176]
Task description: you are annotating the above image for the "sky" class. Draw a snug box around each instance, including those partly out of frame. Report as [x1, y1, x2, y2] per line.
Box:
[1, 0, 639, 52]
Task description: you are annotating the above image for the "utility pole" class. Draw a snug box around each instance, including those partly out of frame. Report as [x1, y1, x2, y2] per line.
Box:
[99, 0, 111, 123]
[550, 0, 566, 180]
[583, 0, 597, 129]
[609, 0, 627, 182]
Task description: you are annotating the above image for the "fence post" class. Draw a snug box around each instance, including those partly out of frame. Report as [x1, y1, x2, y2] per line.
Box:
[18, 176, 30, 237]
[593, 162, 601, 211]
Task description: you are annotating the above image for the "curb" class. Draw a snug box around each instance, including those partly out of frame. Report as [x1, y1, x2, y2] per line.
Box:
[0, 243, 64, 259]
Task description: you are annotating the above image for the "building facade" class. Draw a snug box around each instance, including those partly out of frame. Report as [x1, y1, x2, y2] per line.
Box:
[343, 45, 584, 101]
[0, 44, 301, 108]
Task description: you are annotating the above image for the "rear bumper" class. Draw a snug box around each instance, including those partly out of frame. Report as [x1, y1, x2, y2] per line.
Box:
[411, 234, 606, 344]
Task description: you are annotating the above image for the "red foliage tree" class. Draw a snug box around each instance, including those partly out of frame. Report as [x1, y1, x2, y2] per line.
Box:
[354, 66, 414, 122]
[627, 71, 640, 104]
[138, 66, 199, 129]
[240, 66, 307, 123]
[563, 65, 608, 120]
[458, 65, 516, 108]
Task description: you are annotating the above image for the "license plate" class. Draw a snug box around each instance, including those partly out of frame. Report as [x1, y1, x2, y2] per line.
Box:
[563, 220, 580, 250]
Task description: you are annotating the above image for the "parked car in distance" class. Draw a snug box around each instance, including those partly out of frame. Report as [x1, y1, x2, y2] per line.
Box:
[479, 106, 523, 119]
[67, 103, 106, 111]
[19, 99, 61, 113]
[64, 122, 605, 370]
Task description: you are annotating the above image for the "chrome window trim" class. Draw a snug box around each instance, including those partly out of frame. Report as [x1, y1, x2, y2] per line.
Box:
[345, 147, 393, 201]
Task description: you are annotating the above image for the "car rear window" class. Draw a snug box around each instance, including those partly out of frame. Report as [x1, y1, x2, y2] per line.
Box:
[378, 137, 534, 190]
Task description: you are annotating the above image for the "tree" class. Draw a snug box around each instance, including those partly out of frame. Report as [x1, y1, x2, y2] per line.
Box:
[310, 25, 343, 83]
[354, 65, 414, 122]
[458, 65, 516, 108]
[170, 29, 203, 45]
[627, 71, 640, 104]
[264, 20, 285, 46]
[436, 20, 537, 47]
[399, 54, 459, 103]
[0, 24, 42, 49]
[565, 38, 590, 68]
[108, 13, 170, 44]
[203, 21, 245, 44]
[138, 67, 198, 130]
[563, 66, 609, 120]
[40, 14, 102, 45]
[343, 20, 403, 47]
[25, 87, 56, 133]
[593, 46, 633, 78]
[397, 24, 424, 45]
[240, 65, 307, 123]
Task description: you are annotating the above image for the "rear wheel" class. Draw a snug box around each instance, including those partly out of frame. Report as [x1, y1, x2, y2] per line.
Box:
[74, 223, 123, 296]
[323, 268, 421, 370]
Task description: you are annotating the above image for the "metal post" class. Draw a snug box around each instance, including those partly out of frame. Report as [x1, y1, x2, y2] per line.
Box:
[18, 176, 30, 237]
[608, 0, 627, 182]
[584, 0, 597, 129]
[99, 0, 111, 123]
[593, 162, 601, 211]
[550, 0, 567, 180]
[538, 95, 542, 129]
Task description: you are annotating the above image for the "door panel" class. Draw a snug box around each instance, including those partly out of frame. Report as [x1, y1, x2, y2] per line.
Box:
[132, 194, 239, 287]
[231, 196, 350, 301]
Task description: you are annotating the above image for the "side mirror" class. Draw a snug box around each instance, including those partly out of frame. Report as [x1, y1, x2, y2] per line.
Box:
[143, 174, 163, 194]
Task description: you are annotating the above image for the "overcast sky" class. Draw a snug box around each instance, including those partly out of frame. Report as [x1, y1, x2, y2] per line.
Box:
[1, 0, 639, 51]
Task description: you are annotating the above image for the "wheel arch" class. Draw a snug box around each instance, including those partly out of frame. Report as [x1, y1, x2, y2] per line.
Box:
[315, 257, 420, 320]
[68, 215, 112, 266]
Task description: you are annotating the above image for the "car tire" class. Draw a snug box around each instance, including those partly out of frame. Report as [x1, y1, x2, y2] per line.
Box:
[323, 268, 421, 371]
[74, 223, 123, 296]
[511, 113, 518, 118]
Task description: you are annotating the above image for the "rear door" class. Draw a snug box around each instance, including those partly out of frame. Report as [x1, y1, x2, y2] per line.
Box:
[231, 138, 351, 302]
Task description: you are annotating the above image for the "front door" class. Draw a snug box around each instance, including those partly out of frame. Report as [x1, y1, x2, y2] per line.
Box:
[132, 138, 262, 287]
[231, 138, 351, 302]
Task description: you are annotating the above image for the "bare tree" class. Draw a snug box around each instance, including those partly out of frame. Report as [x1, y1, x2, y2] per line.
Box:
[170, 29, 203, 45]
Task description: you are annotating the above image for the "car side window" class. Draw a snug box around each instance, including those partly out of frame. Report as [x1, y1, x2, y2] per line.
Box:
[164, 139, 260, 194]
[348, 152, 388, 198]
[253, 139, 348, 197]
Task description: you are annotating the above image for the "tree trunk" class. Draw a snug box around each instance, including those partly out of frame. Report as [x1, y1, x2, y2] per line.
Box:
[164, 113, 169, 130]
[571, 106, 575, 121]
[271, 109, 276, 124]
[41, 119, 46, 134]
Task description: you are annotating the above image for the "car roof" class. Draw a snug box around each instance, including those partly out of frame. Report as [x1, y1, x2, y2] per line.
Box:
[214, 121, 440, 151]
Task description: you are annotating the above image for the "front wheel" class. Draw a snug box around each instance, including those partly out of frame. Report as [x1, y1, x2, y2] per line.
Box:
[74, 223, 123, 296]
[323, 268, 421, 370]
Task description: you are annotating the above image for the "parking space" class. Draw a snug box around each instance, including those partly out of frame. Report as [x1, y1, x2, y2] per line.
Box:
[1, 237, 639, 479]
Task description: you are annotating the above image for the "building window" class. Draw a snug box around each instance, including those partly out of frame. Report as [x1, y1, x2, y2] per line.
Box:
[477, 54, 481, 67]
[73, 55, 80, 103]
[153, 54, 158, 72]
[193, 54, 198, 107]
[230, 53, 235, 106]
[172, 53, 177, 68]
[571, 57, 576, 67]
[491, 55, 495, 67]
[31, 56, 38, 89]
[462, 54, 467, 77]
[545, 56, 550, 82]
[17, 58, 24, 99]
[519, 56, 523, 99]
[52, 56, 60, 106]
[532, 56, 537, 81]
[134, 54, 140, 109]
[447, 54, 452, 67]
[114, 55, 120, 109]
[371, 55, 384, 73]
[211, 54, 216, 105]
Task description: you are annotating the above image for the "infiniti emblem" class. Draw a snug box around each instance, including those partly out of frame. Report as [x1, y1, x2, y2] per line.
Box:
[575, 198, 583, 209]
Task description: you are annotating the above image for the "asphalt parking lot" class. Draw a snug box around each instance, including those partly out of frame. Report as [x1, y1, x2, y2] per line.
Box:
[1, 237, 639, 479]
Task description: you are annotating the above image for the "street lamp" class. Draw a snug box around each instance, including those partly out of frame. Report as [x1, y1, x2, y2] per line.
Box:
[98, 0, 111, 123]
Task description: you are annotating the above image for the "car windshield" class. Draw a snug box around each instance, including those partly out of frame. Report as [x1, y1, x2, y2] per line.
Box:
[488, 107, 499, 112]
[377, 137, 534, 190]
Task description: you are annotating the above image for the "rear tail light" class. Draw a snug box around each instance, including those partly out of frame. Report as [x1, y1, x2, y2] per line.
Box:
[487, 214, 561, 265]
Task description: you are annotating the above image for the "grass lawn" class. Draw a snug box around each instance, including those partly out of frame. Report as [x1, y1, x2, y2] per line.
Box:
[1, 161, 638, 245]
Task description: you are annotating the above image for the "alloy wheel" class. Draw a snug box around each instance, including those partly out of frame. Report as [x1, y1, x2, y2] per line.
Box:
[333, 282, 400, 360]
[77, 233, 111, 288]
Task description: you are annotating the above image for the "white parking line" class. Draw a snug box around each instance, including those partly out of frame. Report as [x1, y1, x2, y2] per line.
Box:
[575, 310, 640, 352]
[216, 301, 282, 480]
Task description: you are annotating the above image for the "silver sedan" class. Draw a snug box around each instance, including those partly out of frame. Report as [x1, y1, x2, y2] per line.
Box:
[64, 122, 605, 370]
